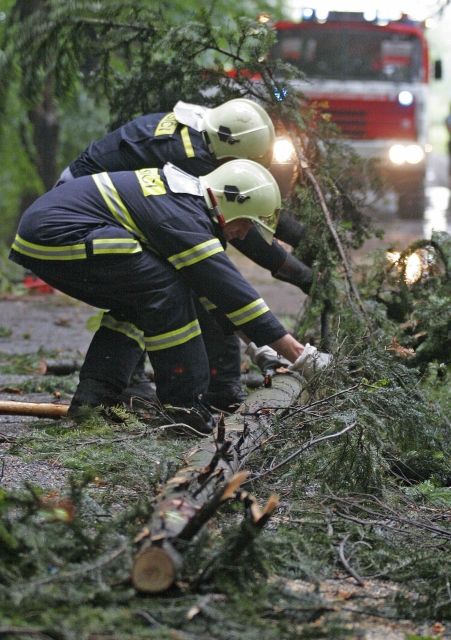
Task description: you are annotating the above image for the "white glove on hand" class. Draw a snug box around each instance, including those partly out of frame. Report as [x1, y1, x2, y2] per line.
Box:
[245, 342, 290, 372]
[288, 343, 333, 380]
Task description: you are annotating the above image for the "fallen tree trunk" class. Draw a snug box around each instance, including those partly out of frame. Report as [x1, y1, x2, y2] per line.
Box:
[132, 371, 303, 594]
[0, 401, 69, 418]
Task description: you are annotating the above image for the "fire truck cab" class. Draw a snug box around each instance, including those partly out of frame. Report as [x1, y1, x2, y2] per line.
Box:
[273, 11, 441, 217]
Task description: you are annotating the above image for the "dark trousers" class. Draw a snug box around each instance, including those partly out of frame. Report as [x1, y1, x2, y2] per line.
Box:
[22, 251, 212, 407]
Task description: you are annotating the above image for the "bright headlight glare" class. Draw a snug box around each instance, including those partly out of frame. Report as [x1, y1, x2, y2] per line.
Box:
[388, 144, 406, 165]
[273, 138, 295, 163]
[405, 144, 425, 164]
[398, 90, 414, 106]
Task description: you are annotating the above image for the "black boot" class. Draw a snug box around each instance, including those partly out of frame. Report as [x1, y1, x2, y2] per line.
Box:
[205, 383, 246, 412]
[119, 353, 156, 406]
[68, 378, 124, 419]
[162, 398, 216, 437]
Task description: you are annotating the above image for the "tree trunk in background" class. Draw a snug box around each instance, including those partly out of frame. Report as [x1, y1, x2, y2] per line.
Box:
[17, 0, 59, 209]
[27, 80, 60, 190]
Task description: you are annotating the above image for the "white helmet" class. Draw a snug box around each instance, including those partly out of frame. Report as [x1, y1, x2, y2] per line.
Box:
[202, 98, 275, 166]
[200, 159, 281, 243]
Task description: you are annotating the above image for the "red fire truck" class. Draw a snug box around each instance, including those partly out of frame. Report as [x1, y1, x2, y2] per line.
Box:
[273, 11, 442, 217]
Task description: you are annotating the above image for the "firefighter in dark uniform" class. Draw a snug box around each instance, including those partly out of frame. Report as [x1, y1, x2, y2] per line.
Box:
[56, 98, 312, 410]
[10, 160, 330, 433]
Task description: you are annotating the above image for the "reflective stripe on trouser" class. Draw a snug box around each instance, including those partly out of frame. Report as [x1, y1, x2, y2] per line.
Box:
[20, 251, 210, 406]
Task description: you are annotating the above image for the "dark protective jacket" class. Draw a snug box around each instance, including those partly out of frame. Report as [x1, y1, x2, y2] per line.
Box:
[68, 111, 287, 273]
[10, 168, 286, 349]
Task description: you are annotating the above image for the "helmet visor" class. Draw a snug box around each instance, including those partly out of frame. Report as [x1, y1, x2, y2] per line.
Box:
[254, 209, 280, 244]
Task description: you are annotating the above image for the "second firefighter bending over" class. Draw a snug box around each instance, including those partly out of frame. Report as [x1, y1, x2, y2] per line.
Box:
[55, 98, 312, 410]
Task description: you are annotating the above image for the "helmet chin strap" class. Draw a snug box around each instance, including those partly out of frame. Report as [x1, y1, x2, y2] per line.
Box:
[206, 188, 225, 227]
[202, 131, 215, 157]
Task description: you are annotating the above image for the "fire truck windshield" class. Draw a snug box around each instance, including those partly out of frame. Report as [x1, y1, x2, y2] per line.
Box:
[273, 27, 423, 83]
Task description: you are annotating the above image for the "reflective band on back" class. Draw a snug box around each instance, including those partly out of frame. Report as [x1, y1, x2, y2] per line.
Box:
[92, 238, 142, 255]
[100, 313, 145, 350]
[180, 126, 195, 158]
[168, 238, 223, 270]
[226, 298, 269, 326]
[144, 319, 201, 351]
[11, 235, 86, 260]
[93, 173, 145, 242]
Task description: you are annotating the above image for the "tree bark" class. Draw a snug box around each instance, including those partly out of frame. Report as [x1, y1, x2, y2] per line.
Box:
[132, 371, 304, 593]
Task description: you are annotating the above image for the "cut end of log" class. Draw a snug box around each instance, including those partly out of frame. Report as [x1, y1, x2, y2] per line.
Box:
[132, 545, 179, 593]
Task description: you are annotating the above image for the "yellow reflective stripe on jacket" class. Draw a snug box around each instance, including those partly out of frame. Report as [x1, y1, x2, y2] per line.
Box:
[100, 313, 145, 350]
[198, 296, 217, 311]
[226, 298, 269, 327]
[144, 319, 201, 352]
[11, 234, 86, 260]
[180, 126, 195, 158]
[92, 238, 142, 255]
[93, 173, 145, 242]
[168, 238, 223, 270]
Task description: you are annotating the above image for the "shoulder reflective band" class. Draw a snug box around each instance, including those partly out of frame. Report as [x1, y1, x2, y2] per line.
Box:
[92, 238, 142, 255]
[144, 319, 201, 351]
[92, 173, 146, 242]
[11, 234, 86, 260]
[167, 238, 223, 270]
[154, 113, 178, 136]
[180, 126, 195, 158]
[100, 313, 145, 350]
[135, 168, 167, 197]
[226, 298, 270, 326]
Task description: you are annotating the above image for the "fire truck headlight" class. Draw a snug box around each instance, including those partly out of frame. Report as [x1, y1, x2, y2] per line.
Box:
[388, 144, 406, 165]
[405, 144, 425, 164]
[388, 144, 425, 165]
[273, 138, 296, 163]
[398, 90, 414, 106]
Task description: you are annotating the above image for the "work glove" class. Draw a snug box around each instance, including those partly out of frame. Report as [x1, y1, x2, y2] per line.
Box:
[245, 342, 291, 373]
[272, 253, 313, 294]
[288, 343, 333, 380]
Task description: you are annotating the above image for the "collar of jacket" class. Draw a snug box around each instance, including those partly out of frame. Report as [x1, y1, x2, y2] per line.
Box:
[163, 162, 203, 196]
[173, 100, 209, 132]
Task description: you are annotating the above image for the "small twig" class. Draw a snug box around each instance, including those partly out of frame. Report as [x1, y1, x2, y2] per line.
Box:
[74, 430, 150, 446]
[25, 540, 128, 588]
[337, 535, 365, 586]
[134, 609, 162, 627]
[247, 422, 357, 483]
[329, 494, 451, 540]
[290, 134, 371, 327]
[286, 383, 361, 418]
[155, 422, 212, 438]
[0, 630, 53, 639]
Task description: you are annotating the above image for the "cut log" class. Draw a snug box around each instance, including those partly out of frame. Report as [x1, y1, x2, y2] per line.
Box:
[132, 371, 303, 593]
[0, 401, 69, 418]
[132, 543, 182, 594]
[41, 359, 82, 376]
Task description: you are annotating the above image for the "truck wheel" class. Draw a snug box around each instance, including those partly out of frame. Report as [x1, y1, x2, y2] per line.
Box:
[397, 189, 426, 219]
